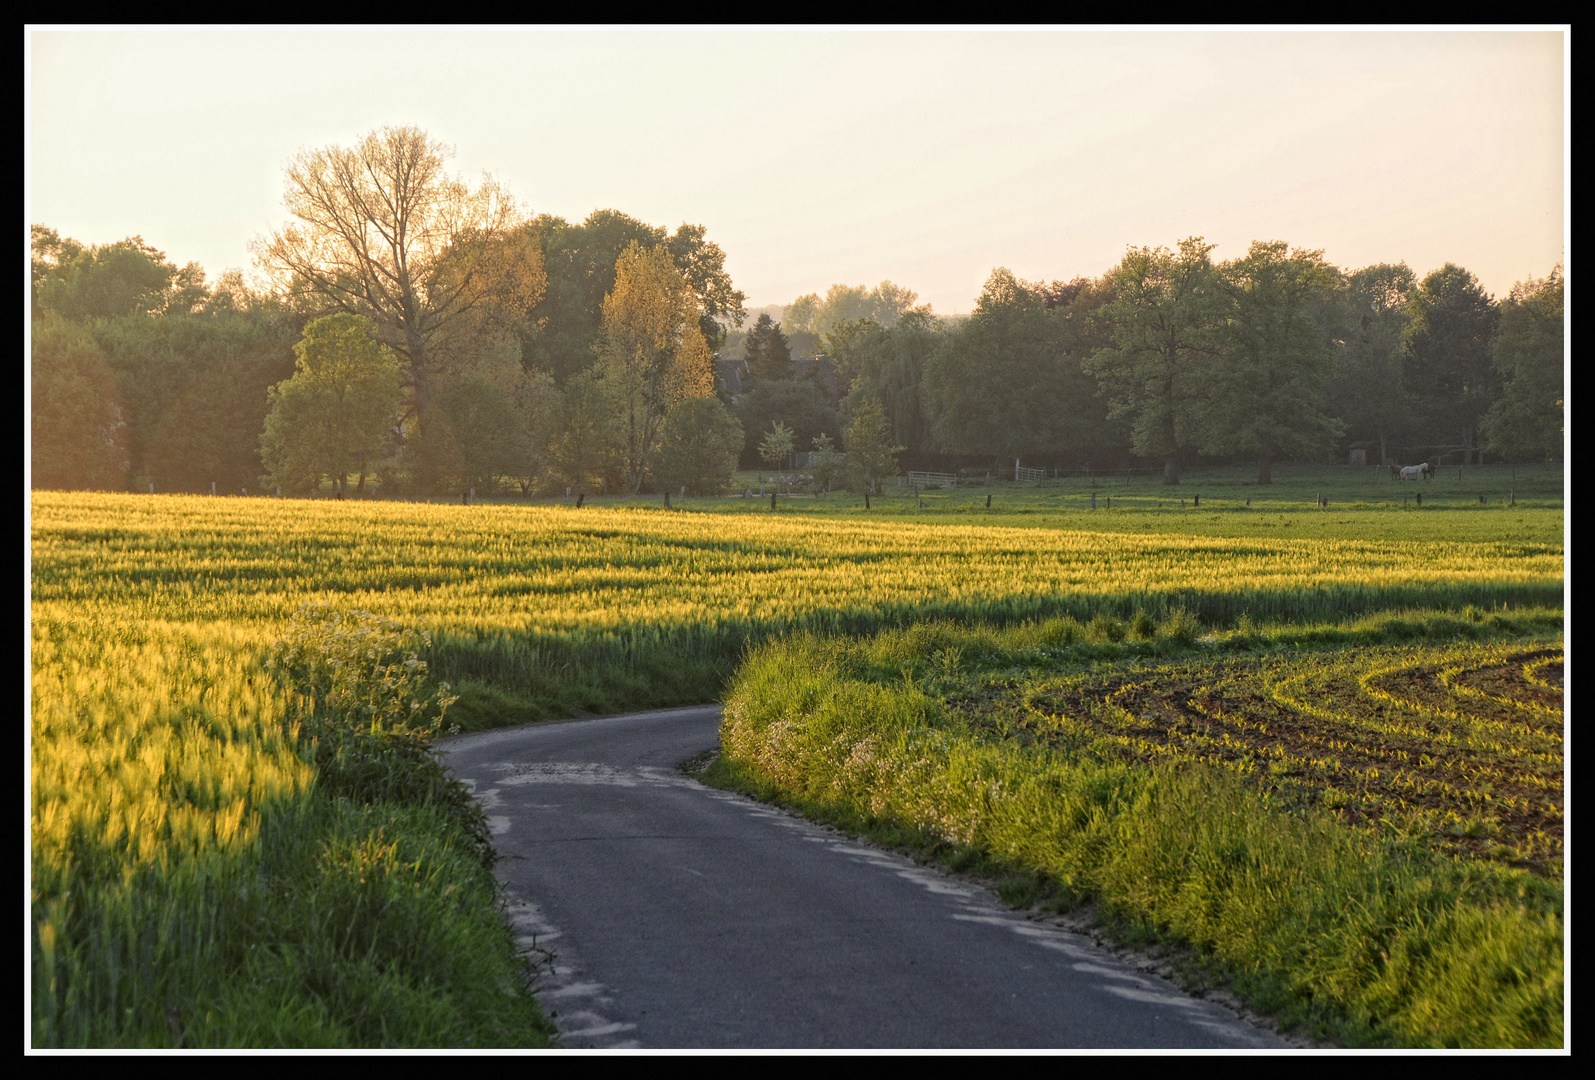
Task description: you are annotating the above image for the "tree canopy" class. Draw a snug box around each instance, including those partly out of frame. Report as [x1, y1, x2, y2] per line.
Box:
[253, 125, 544, 413]
[742, 313, 793, 382]
[1481, 265, 1564, 461]
[523, 211, 744, 384]
[1403, 264, 1500, 465]
[596, 243, 717, 493]
[923, 268, 1114, 465]
[260, 314, 404, 497]
[1083, 239, 1217, 484]
[1195, 242, 1344, 484]
[783, 281, 924, 339]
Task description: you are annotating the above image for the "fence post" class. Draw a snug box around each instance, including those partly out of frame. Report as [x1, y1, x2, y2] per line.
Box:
[1090, 492, 1097, 510]
[985, 493, 992, 509]
[210, 481, 216, 495]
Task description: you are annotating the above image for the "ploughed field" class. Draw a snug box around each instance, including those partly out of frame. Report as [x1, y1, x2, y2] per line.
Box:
[940, 640, 1563, 869]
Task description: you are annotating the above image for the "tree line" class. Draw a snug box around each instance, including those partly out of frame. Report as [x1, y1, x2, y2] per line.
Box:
[797, 243, 1560, 485]
[31, 125, 1563, 497]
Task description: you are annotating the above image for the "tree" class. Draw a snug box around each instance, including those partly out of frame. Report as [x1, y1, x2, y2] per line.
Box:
[544, 368, 621, 495]
[1083, 239, 1218, 484]
[782, 281, 922, 339]
[522, 211, 745, 383]
[839, 310, 944, 456]
[758, 421, 795, 472]
[253, 126, 544, 416]
[733, 378, 841, 469]
[433, 379, 535, 494]
[1481, 264, 1564, 461]
[923, 268, 1113, 466]
[1195, 242, 1344, 484]
[844, 397, 904, 495]
[260, 314, 404, 497]
[30, 321, 128, 490]
[1324, 263, 1419, 467]
[743, 313, 794, 382]
[83, 290, 304, 492]
[596, 243, 717, 493]
[652, 397, 744, 495]
[808, 432, 844, 492]
[32, 227, 201, 321]
[1403, 264, 1499, 466]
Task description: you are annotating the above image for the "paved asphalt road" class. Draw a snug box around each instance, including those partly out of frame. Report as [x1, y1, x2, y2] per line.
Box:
[438, 706, 1288, 1050]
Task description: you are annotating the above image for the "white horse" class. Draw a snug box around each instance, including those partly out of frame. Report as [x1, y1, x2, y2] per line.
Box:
[1399, 463, 1433, 481]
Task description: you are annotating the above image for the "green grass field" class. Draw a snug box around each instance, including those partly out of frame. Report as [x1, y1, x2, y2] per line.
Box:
[30, 461, 1564, 1046]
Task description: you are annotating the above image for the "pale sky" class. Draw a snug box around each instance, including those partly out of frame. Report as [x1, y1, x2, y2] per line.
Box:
[27, 27, 1567, 315]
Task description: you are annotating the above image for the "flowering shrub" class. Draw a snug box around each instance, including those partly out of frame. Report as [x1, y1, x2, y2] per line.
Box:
[267, 603, 457, 740]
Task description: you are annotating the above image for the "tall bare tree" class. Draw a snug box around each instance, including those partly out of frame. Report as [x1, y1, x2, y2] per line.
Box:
[253, 126, 544, 416]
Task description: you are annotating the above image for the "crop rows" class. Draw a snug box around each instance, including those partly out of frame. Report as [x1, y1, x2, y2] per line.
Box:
[973, 642, 1562, 868]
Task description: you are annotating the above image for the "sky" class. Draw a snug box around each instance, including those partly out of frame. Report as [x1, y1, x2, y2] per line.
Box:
[27, 27, 1567, 315]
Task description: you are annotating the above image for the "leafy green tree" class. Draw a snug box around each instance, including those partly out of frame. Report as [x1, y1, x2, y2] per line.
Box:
[758, 421, 796, 471]
[544, 368, 622, 495]
[734, 378, 841, 469]
[1403, 264, 1499, 466]
[1324, 263, 1419, 466]
[844, 397, 904, 495]
[596, 243, 718, 493]
[652, 397, 744, 495]
[97, 300, 303, 492]
[522, 211, 745, 384]
[819, 317, 877, 398]
[260, 314, 404, 497]
[808, 432, 844, 492]
[1481, 265, 1564, 461]
[1195, 242, 1344, 484]
[31, 227, 199, 321]
[30, 321, 129, 490]
[783, 281, 922, 339]
[839, 310, 943, 455]
[1083, 239, 1218, 484]
[433, 379, 535, 494]
[743, 313, 793, 382]
[923, 268, 1112, 466]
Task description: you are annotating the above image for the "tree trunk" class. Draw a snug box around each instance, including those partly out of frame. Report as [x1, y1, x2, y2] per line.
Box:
[1256, 453, 1273, 485]
[355, 467, 367, 495]
[336, 474, 346, 500]
[1163, 453, 1180, 485]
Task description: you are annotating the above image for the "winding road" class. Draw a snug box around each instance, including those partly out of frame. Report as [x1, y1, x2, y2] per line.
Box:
[439, 706, 1288, 1050]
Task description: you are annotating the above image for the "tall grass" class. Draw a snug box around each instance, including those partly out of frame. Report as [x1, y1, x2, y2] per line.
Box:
[30, 607, 551, 1047]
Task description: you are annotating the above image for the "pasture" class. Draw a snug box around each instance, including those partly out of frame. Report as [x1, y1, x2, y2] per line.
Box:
[30, 461, 1564, 1046]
